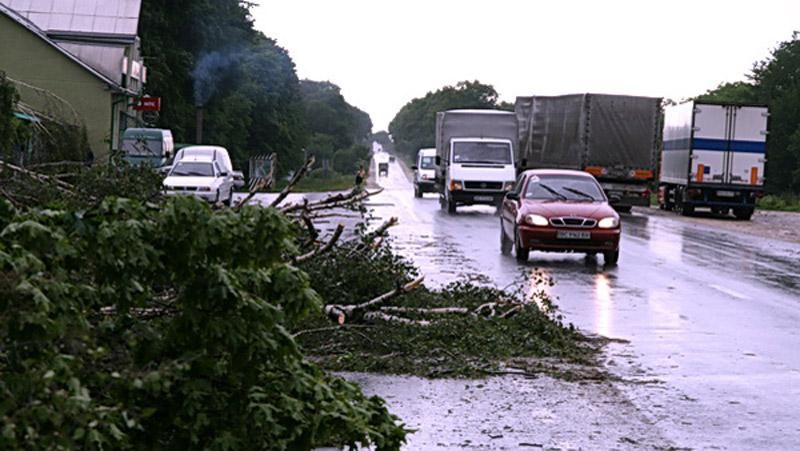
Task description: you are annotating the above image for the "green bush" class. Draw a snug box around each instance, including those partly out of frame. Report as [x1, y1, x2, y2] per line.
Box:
[0, 196, 406, 450]
[758, 193, 800, 212]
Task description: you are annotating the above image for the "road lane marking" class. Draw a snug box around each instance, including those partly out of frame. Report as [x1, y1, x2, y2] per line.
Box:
[709, 284, 749, 301]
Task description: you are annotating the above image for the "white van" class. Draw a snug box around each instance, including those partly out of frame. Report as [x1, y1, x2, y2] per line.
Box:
[173, 145, 245, 188]
[412, 148, 437, 198]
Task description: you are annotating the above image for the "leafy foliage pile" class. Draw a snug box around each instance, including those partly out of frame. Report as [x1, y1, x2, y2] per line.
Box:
[0, 197, 406, 450]
[0, 161, 163, 210]
[139, 1, 372, 177]
[388, 81, 509, 159]
[698, 32, 800, 194]
[298, 238, 594, 378]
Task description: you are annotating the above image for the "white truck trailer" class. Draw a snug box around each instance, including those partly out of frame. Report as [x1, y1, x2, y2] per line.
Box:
[659, 101, 769, 220]
[435, 110, 518, 214]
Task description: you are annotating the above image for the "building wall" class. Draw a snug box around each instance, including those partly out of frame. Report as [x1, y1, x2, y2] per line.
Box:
[0, 13, 113, 159]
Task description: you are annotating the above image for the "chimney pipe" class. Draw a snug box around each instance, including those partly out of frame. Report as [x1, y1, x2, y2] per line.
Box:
[196, 108, 204, 144]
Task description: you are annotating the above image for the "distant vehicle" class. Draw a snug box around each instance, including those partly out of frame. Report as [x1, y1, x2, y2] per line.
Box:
[436, 110, 517, 214]
[412, 148, 437, 198]
[163, 155, 235, 206]
[173, 145, 245, 188]
[120, 128, 174, 167]
[375, 152, 390, 176]
[500, 169, 621, 265]
[658, 101, 768, 220]
[515, 94, 662, 212]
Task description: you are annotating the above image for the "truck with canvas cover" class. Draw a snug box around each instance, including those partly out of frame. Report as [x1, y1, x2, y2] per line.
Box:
[515, 94, 662, 211]
[658, 101, 768, 220]
[435, 110, 517, 214]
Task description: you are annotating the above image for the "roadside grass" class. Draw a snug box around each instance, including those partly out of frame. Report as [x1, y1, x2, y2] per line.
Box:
[296, 240, 600, 379]
[758, 194, 800, 212]
[273, 174, 357, 193]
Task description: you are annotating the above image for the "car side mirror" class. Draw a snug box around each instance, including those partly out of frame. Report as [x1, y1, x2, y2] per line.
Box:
[506, 192, 520, 201]
[411, 165, 418, 170]
[435, 156, 441, 166]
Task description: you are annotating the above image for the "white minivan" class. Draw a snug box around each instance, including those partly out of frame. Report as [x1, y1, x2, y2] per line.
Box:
[163, 146, 237, 205]
[412, 148, 437, 198]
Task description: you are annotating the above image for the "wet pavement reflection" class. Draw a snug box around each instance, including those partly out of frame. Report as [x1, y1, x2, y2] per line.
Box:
[360, 158, 800, 449]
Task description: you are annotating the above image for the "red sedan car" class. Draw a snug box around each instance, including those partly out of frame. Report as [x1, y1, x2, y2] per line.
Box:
[500, 169, 621, 265]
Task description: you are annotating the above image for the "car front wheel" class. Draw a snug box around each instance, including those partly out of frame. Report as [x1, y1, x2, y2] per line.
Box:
[514, 227, 529, 262]
[500, 219, 512, 255]
[604, 250, 619, 266]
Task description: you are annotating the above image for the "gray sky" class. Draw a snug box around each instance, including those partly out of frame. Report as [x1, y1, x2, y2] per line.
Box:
[253, 0, 800, 131]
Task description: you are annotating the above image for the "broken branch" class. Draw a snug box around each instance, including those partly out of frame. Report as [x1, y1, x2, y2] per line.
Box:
[293, 224, 345, 264]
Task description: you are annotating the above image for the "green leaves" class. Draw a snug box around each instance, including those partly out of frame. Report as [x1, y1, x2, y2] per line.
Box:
[389, 80, 502, 158]
[0, 196, 406, 450]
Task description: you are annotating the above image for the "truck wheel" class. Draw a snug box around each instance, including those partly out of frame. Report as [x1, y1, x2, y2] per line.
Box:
[224, 189, 233, 207]
[447, 194, 457, 214]
[500, 219, 512, 255]
[514, 228, 529, 262]
[604, 250, 620, 266]
[733, 207, 754, 220]
[615, 205, 632, 214]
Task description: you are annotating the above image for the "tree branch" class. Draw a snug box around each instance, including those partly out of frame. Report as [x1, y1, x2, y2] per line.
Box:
[324, 276, 425, 324]
[293, 224, 344, 264]
[269, 156, 315, 208]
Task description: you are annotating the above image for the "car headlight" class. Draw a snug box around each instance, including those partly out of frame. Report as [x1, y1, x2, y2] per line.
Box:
[597, 217, 619, 229]
[449, 181, 462, 191]
[525, 214, 549, 226]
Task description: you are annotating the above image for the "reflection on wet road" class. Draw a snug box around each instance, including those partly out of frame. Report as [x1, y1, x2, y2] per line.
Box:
[366, 158, 800, 449]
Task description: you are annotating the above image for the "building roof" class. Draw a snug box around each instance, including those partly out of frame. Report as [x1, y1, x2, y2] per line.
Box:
[0, 0, 142, 87]
[0, 0, 141, 37]
[0, 2, 130, 92]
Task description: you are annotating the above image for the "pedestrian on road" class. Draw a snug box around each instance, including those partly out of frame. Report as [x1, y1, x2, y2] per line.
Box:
[355, 164, 366, 188]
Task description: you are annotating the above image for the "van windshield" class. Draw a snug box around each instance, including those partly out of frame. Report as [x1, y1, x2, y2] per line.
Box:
[419, 156, 436, 169]
[170, 162, 215, 177]
[122, 138, 163, 156]
[452, 142, 511, 164]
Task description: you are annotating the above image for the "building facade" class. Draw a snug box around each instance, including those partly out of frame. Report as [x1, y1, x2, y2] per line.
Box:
[0, 0, 146, 159]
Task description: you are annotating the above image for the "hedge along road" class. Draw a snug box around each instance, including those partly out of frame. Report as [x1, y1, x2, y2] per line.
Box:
[351, 155, 800, 450]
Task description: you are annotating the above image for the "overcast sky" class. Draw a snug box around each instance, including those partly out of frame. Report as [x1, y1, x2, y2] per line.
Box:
[252, 0, 800, 131]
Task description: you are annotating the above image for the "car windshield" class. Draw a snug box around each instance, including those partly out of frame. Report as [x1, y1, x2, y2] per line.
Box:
[524, 174, 605, 201]
[170, 162, 214, 177]
[452, 142, 511, 164]
[419, 156, 436, 169]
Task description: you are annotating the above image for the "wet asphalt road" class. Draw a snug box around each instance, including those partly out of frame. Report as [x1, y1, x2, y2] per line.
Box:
[356, 158, 800, 450]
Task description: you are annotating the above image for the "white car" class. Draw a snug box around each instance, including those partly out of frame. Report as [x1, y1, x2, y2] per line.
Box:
[163, 156, 235, 205]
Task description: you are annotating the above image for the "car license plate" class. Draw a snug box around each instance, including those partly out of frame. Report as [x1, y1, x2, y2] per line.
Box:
[717, 190, 735, 197]
[474, 195, 494, 202]
[557, 231, 591, 240]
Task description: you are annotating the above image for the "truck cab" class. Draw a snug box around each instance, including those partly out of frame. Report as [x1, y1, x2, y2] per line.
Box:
[440, 137, 516, 213]
[412, 148, 437, 197]
[436, 110, 518, 214]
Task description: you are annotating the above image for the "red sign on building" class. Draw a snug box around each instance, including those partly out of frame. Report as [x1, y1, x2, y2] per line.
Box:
[134, 97, 162, 112]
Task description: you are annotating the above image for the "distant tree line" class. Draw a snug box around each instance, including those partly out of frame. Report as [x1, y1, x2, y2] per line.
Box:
[138, 0, 371, 177]
[697, 32, 800, 194]
[387, 80, 505, 159]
